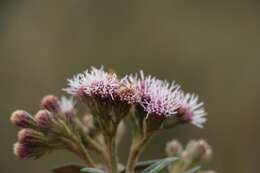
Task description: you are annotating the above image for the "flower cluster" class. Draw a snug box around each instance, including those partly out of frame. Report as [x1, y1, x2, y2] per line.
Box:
[64, 67, 206, 128]
[10, 66, 212, 173]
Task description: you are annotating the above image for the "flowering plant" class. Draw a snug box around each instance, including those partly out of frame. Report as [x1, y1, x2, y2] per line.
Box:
[10, 67, 215, 173]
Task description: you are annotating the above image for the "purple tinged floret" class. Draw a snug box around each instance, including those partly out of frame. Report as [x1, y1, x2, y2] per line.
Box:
[176, 92, 207, 128]
[64, 66, 120, 100]
[125, 71, 181, 117]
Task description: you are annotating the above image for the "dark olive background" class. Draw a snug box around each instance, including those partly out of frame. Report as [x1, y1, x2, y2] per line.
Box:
[0, 1, 259, 173]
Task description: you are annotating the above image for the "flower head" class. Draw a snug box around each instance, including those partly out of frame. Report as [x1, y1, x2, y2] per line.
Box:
[13, 142, 45, 159]
[35, 110, 52, 128]
[177, 92, 207, 128]
[41, 95, 60, 113]
[14, 142, 31, 158]
[64, 66, 120, 100]
[165, 139, 183, 156]
[18, 128, 45, 144]
[116, 85, 140, 104]
[10, 110, 35, 128]
[127, 71, 180, 118]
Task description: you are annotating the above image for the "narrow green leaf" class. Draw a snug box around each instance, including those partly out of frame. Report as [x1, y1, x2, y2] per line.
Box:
[80, 167, 105, 173]
[141, 157, 178, 173]
[119, 159, 162, 173]
[135, 159, 162, 169]
[141, 160, 163, 173]
[184, 166, 201, 173]
[51, 163, 84, 173]
[136, 159, 162, 167]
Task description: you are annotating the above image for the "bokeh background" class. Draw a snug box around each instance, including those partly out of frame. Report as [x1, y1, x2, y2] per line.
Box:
[1, 0, 259, 173]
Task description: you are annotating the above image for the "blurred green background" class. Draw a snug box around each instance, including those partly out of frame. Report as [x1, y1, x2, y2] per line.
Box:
[0, 0, 259, 173]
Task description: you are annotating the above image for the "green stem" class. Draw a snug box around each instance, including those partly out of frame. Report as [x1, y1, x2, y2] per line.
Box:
[59, 120, 96, 167]
[78, 141, 96, 167]
[125, 134, 151, 173]
[106, 136, 118, 173]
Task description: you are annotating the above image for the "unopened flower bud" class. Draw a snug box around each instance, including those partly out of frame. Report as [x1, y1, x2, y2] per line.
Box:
[41, 95, 60, 113]
[18, 128, 45, 144]
[35, 110, 52, 128]
[10, 110, 35, 128]
[182, 139, 212, 163]
[13, 142, 45, 159]
[165, 139, 183, 156]
[14, 142, 30, 158]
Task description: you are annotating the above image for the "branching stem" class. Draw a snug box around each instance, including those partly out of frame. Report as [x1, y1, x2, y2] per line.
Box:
[106, 135, 118, 173]
[125, 134, 152, 173]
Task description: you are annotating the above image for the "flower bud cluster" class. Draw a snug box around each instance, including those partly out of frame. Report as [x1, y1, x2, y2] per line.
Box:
[14, 129, 48, 159]
[181, 139, 212, 163]
[10, 95, 81, 159]
[166, 139, 213, 173]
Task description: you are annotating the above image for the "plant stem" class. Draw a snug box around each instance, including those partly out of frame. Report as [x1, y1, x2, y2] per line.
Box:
[59, 120, 96, 167]
[125, 135, 151, 173]
[79, 139, 96, 167]
[106, 136, 118, 173]
[60, 135, 96, 167]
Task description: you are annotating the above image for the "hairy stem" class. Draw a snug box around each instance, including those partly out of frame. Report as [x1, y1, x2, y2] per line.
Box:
[59, 120, 96, 167]
[125, 134, 151, 173]
[79, 142, 96, 167]
[60, 136, 96, 167]
[106, 136, 118, 173]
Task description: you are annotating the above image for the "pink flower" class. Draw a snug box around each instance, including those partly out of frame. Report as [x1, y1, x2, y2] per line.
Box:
[64, 66, 120, 100]
[126, 71, 181, 117]
[177, 92, 207, 128]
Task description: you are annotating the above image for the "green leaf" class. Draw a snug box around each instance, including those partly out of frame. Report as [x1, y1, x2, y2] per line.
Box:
[184, 166, 201, 173]
[51, 163, 84, 173]
[119, 159, 161, 173]
[141, 157, 178, 173]
[80, 168, 105, 173]
[136, 159, 162, 167]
